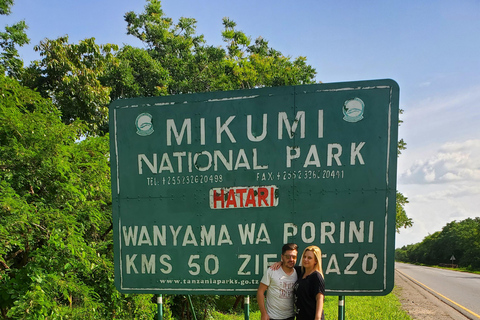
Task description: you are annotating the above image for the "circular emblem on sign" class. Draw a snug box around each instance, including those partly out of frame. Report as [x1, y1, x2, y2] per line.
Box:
[135, 113, 154, 136]
[343, 98, 365, 123]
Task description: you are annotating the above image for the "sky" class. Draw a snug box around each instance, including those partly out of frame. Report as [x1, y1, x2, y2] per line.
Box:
[4, 0, 480, 248]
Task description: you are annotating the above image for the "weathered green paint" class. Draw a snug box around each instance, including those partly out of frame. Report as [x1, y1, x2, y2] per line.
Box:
[109, 79, 399, 295]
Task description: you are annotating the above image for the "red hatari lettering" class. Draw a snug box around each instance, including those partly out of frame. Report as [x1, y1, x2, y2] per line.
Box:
[210, 186, 278, 209]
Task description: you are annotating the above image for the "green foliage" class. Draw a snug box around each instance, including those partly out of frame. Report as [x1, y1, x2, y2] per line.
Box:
[0, 0, 29, 78]
[23, 36, 118, 135]
[125, 0, 219, 94]
[397, 108, 406, 156]
[124, 0, 316, 94]
[19, 0, 317, 138]
[0, 74, 155, 318]
[0, 0, 14, 15]
[395, 191, 412, 232]
[396, 217, 480, 270]
[220, 17, 316, 89]
[395, 107, 410, 232]
[0, 20, 29, 78]
[102, 45, 169, 99]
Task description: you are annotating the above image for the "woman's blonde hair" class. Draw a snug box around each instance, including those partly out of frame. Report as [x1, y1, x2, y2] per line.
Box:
[301, 245, 324, 276]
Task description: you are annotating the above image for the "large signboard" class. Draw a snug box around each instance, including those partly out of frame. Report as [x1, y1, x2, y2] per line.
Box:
[109, 79, 399, 296]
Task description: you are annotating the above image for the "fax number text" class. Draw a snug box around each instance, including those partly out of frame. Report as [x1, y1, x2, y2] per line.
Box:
[257, 170, 345, 181]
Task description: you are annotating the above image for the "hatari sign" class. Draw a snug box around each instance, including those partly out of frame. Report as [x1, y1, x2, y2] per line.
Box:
[109, 79, 399, 295]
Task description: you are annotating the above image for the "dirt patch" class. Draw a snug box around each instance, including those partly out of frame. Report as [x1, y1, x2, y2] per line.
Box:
[394, 270, 469, 320]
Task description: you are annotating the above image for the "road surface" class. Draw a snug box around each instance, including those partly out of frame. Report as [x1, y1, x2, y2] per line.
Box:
[396, 262, 480, 319]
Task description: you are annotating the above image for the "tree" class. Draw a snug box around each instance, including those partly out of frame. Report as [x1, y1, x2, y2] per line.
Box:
[0, 0, 14, 15]
[102, 45, 169, 100]
[395, 191, 412, 232]
[433, 218, 480, 268]
[395, 107, 411, 232]
[22, 36, 118, 135]
[221, 18, 316, 89]
[0, 73, 155, 318]
[125, 0, 222, 94]
[395, 218, 480, 270]
[22, 0, 318, 137]
[0, 0, 29, 78]
[124, 0, 316, 94]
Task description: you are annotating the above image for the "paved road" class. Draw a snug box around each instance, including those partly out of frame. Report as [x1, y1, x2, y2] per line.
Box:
[396, 262, 480, 319]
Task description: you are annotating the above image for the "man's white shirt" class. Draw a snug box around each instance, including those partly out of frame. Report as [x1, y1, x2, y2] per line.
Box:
[260, 267, 297, 319]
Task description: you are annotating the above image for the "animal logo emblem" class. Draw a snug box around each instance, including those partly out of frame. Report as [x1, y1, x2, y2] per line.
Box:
[135, 113, 154, 136]
[343, 98, 365, 123]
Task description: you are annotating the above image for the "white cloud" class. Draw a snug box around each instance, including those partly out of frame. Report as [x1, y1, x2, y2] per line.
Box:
[396, 139, 480, 247]
[395, 185, 480, 247]
[410, 184, 480, 201]
[440, 140, 480, 153]
[399, 139, 480, 184]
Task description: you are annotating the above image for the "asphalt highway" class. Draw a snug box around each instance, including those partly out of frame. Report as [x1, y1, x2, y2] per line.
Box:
[396, 262, 480, 319]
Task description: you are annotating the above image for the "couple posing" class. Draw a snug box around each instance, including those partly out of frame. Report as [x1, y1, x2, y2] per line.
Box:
[257, 243, 325, 320]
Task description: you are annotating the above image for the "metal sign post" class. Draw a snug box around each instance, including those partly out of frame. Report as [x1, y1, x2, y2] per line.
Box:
[109, 79, 399, 298]
[157, 295, 163, 320]
[244, 296, 250, 320]
[338, 296, 345, 320]
[187, 296, 198, 320]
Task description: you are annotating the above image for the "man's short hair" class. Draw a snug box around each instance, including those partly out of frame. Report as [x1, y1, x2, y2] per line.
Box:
[282, 243, 298, 254]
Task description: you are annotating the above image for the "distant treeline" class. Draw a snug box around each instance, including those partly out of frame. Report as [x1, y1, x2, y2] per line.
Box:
[395, 217, 480, 270]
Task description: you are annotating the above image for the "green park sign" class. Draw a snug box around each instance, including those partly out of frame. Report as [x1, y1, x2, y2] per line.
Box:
[109, 79, 399, 296]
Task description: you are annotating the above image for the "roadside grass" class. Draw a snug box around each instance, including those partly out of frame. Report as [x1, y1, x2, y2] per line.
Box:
[326, 288, 412, 320]
[426, 264, 480, 275]
[210, 287, 412, 319]
[397, 261, 480, 275]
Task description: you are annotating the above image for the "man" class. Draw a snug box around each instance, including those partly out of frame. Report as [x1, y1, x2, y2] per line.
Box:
[257, 243, 298, 320]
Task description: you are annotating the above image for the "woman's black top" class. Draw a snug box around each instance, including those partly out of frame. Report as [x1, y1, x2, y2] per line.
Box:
[293, 268, 325, 320]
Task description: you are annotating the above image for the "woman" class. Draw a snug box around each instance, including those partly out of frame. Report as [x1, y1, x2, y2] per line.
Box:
[294, 246, 325, 320]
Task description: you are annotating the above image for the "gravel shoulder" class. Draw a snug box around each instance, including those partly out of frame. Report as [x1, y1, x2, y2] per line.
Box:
[394, 270, 470, 320]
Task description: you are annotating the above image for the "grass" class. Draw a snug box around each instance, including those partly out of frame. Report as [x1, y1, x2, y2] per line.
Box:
[209, 287, 412, 319]
[324, 289, 412, 320]
[414, 263, 480, 275]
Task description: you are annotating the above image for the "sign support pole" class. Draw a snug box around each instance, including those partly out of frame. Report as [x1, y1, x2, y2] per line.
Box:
[187, 295, 198, 320]
[244, 295, 250, 320]
[157, 295, 163, 320]
[338, 296, 345, 320]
